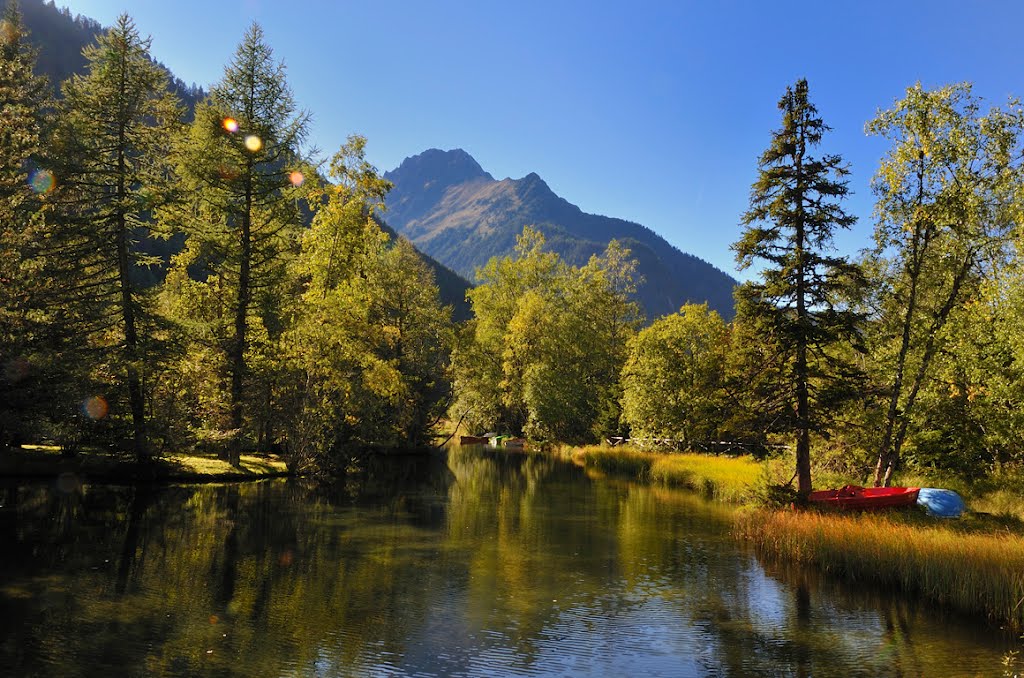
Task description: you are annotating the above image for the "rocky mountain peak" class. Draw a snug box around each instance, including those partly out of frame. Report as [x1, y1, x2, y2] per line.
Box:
[386, 148, 492, 189]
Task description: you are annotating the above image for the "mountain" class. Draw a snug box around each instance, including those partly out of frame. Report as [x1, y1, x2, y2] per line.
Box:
[6, 0, 472, 319]
[384, 149, 737, 320]
[7, 0, 205, 110]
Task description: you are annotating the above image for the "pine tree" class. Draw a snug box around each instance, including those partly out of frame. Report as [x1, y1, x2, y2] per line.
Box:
[53, 14, 181, 460]
[165, 23, 309, 462]
[733, 79, 863, 498]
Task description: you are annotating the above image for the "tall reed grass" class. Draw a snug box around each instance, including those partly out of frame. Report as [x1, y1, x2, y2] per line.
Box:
[571, 446, 760, 503]
[736, 508, 1024, 632]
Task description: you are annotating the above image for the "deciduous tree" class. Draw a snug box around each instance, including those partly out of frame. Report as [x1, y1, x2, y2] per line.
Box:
[282, 138, 452, 470]
[621, 304, 728, 448]
[865, 83, 1024, 485]
[456, 228, 639, 443]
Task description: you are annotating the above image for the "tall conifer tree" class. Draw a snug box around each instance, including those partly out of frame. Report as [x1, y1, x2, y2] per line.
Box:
[733, 79, 862, 498]
[166, 23, 309, 462]
[54, 14, 181, 460]
[0, 1, 52, 449]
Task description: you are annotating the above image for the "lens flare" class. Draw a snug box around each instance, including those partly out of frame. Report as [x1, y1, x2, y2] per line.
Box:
[288, 171, 304, 187]
[222, 117, 239, 133]
[217, 164, 239, 181]
[244, 135, 262, 152]
[28, 169, 54, 194]
[83, 395, 108, 420]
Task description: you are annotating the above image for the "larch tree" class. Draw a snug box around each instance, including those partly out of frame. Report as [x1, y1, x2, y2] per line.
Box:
[865, 83, 1024, 486]
[166, 23, 309, 462]
[733, 79, 863, 498]
[51, 13, 181, 460]
[0, 1, 52, 449]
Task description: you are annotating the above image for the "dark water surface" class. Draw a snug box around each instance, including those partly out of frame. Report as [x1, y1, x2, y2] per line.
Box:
[0, 447, 1012, 676]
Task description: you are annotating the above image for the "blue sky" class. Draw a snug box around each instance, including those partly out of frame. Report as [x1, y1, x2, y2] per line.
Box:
[59, 0, 1024, 279]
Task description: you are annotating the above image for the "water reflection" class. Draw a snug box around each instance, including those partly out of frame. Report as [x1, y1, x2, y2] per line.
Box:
[0, 448, 1012, 676]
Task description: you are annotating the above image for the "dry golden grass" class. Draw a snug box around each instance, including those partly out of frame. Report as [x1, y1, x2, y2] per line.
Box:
[736, 508, 1024, 631]
[570, 445, 760, 503]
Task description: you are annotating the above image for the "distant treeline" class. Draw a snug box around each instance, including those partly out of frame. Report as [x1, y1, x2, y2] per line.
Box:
[454, 79, 1024, 495]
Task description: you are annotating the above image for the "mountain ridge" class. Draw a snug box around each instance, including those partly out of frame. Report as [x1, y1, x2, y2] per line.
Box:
[383, 149, 737, 320]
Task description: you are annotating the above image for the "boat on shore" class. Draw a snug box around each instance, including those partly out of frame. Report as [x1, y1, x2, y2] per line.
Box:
[917, 487, 966, 518]
[808, 485, 920, 510]
[459, 435, 490, 446]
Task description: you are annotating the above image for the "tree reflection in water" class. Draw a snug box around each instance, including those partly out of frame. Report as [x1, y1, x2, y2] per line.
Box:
[0, 449, 1012, 676]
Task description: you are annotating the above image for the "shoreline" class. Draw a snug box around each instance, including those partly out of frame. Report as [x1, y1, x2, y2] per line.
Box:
[565, 443, 1024, 633]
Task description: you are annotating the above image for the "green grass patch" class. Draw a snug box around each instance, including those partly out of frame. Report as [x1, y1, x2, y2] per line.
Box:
[571, 445, 653, 478]
[163, 452, 289, 476]
[736, 507, 1024, 632]
[891, 466, 1024, 523]
[571, 445, 761, 503]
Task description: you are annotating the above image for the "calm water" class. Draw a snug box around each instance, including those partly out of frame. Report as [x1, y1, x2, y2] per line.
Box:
[0, 447, 1013, 677]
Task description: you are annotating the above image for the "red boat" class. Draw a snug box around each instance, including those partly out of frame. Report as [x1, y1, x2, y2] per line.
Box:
[808, 485, 920, 510]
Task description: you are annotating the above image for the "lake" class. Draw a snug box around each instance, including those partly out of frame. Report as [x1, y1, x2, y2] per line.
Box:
[0, 446, 1012, 676]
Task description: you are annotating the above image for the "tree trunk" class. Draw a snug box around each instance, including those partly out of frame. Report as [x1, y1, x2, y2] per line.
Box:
[793, 103, 812, 499]
[114, 51, 148, 462]
[117, 220, 148, 462]
[877, 252, 973, 486]
[228, 166, 253, 466]
[873, 154, 927, 487]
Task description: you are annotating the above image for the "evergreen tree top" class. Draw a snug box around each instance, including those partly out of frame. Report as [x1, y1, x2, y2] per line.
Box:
[735, 78, 856, 275]
[212, 22, 301, 137]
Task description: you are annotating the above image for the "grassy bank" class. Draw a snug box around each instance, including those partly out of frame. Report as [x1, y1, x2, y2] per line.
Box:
[736, 508, 1024, 632]
[570, 445, 761, 503]
[0, 445, 290, 483]
[570, 443, 1024, 632]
